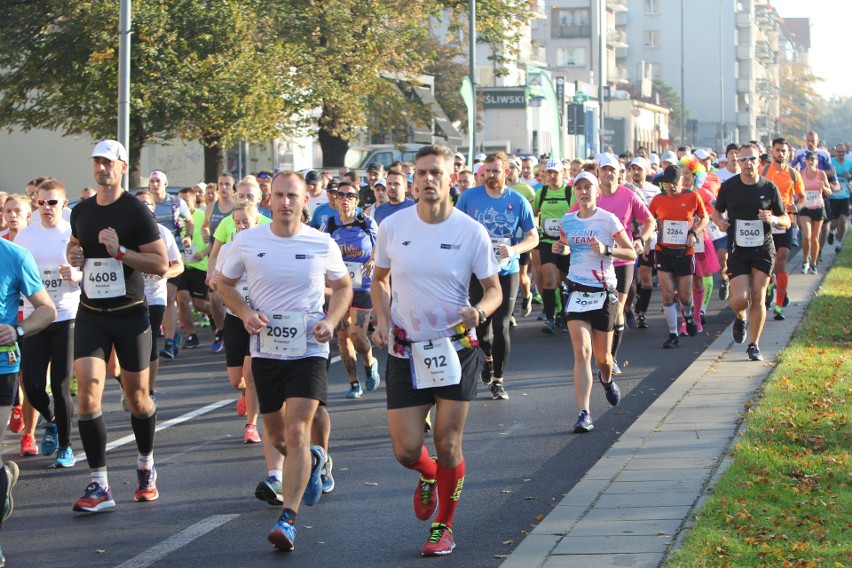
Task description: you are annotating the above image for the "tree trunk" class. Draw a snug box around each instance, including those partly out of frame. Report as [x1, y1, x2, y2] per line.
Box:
[318, 126, 350, 168]
[128, 116, 147, 189]
[202, 135, 225, 183]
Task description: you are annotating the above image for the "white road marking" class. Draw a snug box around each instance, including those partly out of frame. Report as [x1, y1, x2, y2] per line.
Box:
[113, 514, 239, 568]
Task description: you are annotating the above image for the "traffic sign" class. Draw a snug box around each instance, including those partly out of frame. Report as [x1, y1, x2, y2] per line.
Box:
[573, 93, 588, 104]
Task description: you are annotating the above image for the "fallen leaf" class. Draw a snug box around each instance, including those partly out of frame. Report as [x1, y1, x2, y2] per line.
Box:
[502, 539, 515, 545]
[96, 550, 105, 554]
[525, 496, 537, 500]
[365, 482, 379, 486]
[501, 489, 512, 494]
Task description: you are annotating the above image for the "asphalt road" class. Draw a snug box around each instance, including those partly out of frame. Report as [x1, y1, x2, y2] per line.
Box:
[1, 287, 735, 568]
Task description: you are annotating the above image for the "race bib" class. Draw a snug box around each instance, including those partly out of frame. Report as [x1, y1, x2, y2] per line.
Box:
[693, 233, 705, 253]
[41, 268, 76, 303]
[344, 261, 363, 289]
[258, 312, 307, 356]
[661, 220, 689, 246]
[565, 290, 607, 313]
[83, 258, 126, 298]
[490, 237, 511, 268]
[735, 220, 764, 247]
[239, 281, 250, 305]
[707, 221, 726, 241]
[183, 243, 197, 264]
[142, 272, 161, 293]
[805, 190, 821, 209]
[409, 337, 462, 390]
[543, 218, 562, 238]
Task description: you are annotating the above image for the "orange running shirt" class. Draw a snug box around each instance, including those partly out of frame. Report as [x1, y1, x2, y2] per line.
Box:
[648, 191, 707, 255]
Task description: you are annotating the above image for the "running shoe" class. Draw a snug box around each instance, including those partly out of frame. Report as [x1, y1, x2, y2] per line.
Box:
[764, 281, 774, 309]
[121, 390, 131, 412]
[835, 244, 842, 254]
[827, 228, 835, 245]
[696, 318, 704, 334]
[747, 343, 764, 361]
[521, 296, 532, 317]
[2, 462, 19, 524]
[732, 318, 747, 344]
[159, 338, 177, 360]
[268, 510, 297, 551]
[598, 371, 621, 406]
[811, 264, 820, 275]
[509, 315, 517, 328]
[573, 410, 594, 433]
[8, 406, 23, 434]
[625, 311, 637, 329]
[209, 331, 225, 353]
[41, 422, 59, 456]
[637, 313, 648, 329]
[531, 293, 543, 305]
[783, 294, 790, 308]
[801, 262, 810, 274]
[700, 310, 706, 326]
[684, 315, 698, 337]
[422, 523, 455, 556]
[20, 434, 37, 457]
[346, 382, 363, 399]
[173, 333, 182, 356]
[236, 394, 247, 417]
[480, 358, 493, 385]
[611, 360, 622, 375]
[243, 424, 261, 444]
[365, 359, 380, 391]
[302, 446, 324, 506]
[184, 333, 200, 349]
[321, 453, 335, 494]
[773, 306, 786, 321]
[72, 482, 115, 513]
[678, 318, 687, 337]
[719, 278, 730, 301]
[54, 446, 76, 469]
[200, 315, 211, 328]
[134, 468, 159, 502]
[490, 381, 509, 400]
[542, 318, 555, 335]
[537, 310, 547, 321]
[663, 333, 679, 349]
[413, 475, 437, 520]
[255, 476, 283, 505]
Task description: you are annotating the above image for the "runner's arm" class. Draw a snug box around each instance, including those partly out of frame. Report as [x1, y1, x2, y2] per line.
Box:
[370, 266, 391, 349]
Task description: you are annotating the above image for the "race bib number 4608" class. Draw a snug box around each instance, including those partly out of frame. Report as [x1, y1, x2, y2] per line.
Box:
[83, 258, 126, 298]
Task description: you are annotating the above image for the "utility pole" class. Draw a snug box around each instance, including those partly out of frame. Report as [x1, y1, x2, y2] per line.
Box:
[118, 0, 131, 187]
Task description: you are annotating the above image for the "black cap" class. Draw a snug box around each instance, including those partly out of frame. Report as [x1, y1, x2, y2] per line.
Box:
[805, 150, 816, 160]
[657, 165, 681, 185]
[304, 170, 319, 184]
[725, 143, 739, 155]
[366, 162, 384, 173]
[760, 153, 771, 163]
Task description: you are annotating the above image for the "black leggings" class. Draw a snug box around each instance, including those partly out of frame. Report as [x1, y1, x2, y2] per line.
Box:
[470, 272, 519, 378]
[148, 304, 166, 362]
[21, 319, 75, 447]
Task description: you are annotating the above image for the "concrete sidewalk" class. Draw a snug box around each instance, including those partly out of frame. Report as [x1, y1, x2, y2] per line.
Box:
[501, 245, 840, 568]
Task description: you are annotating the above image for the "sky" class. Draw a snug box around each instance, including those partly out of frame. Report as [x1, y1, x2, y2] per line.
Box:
[769, 0, 849, 99]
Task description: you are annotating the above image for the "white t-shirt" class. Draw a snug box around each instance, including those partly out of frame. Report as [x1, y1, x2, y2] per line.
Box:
[16, 221, 80, 322]
[560, 208, 625, 290]
[306, 192, 329, 217]
[374, 206, 499, 358]
[215, 241, 249, 317]
[143, 224, 180, 307]
[717, 168, 739, 183]
[221, 224, 347, 360]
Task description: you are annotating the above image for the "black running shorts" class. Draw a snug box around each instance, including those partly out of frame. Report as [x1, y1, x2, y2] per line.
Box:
[251, 356, 328, 413]
[74, 305, 151, 373]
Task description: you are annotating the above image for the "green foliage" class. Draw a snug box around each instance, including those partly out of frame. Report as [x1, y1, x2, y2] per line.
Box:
[653, 78, 687, 144]
[779, 62, 825, 147]
[818, 96, 852, 146]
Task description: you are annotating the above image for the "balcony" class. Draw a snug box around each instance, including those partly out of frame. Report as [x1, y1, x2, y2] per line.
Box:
[737, 111, 752, 127]
[607, 0, 628, 12]
[608, 66, 628, 83]
[756, 116, 771, 130]
[736, 12, 752, 28]
[552, 24, 591, 39]
[755, 41, 777, 64]
[756, 78, 781, 99]
[736, 78, 752, 93]
[737, 44, 754, 60]
[607, 28, 628, 47]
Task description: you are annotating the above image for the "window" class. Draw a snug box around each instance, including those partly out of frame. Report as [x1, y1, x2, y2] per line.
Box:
[648, 62, 662, 78]
[552, 8, 591, 38]
[644, 0, 660, 14]
[643, 30, 660, 47]
[556, 47, 586, 67]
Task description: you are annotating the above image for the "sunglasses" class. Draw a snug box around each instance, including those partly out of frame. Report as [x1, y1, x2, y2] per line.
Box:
[738, 156, 759, 163]
[337, 192, 358, 200]
[256, 173, 272, 179]
[37, 199, 61, 206]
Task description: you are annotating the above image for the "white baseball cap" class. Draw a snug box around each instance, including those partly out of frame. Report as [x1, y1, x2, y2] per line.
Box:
[630, 157, 650, 171]
[149, 170, 168, 185]
[472, 162, 484, 175]
[661, 151, 678, 164]
[91, 139, 128, 163]
[573, 172, 599, 187]
[454, 152, 466, 163]
[649, 153, 660, 165]
[597, 153, 620, 170]
[474, 153, 486, 162]
[693, 148, 712, 161]
[545, 160, 563, 172]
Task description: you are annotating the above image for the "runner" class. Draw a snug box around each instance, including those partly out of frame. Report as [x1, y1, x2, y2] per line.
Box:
[798, 152, 831, 274]
[712, 144, 790, 361]
[647, 165, 709, 349]
[552, 172, 636, 432]
[373, 170, 415, 225]
[371, 144, 501, 556]
[175, 186, 211, 349]
[532, 160, 573, 334]
[827, 144, 850, 254]
[624, 157, 661, 330]
[15, 179, 80, 468]
[67, 140, 169, 512]
[218, 172, 351, 551]
[456, 151, 538, 400]
[203, 172, 236, 353]
[0, 217, 56, 565]
[323, 181, 380, 399]
[135, 191, 184, 400]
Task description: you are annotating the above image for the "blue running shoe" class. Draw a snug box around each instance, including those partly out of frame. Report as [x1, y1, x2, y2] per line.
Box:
[72, 482, 115, 513]
[54, 446, 76, 469]
[268, 511, 297, 551]
[598, 371, 621, 406]
[302, 446, 324, 506]
[209, 331, 224, 353]
[346, 382, 363, 399]
[321, 453, 335, 494]
[365, 359, 380, 391]
[41, 422, 59, 456]
[573, 410, 594, 433]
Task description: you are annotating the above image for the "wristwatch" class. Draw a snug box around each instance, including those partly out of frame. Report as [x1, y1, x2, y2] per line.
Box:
[475, 306, 487, 325]
[114, 245, 127, 260]
[15, 325, 24, 341]
[604, 245, 613, 256]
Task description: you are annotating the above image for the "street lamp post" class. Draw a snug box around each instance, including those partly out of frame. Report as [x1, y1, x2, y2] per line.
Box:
[118, 0, 131, 187]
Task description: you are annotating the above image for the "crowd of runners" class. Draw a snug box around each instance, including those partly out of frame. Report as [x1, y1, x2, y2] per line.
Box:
[0, 129, 848, 562]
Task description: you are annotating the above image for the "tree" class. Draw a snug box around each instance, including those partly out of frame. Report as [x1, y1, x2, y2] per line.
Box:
[0, 0, 309, 185]
[819, 97, 852, 146]
[652, 78, 687, 146]
[779, 62, 825, 147]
